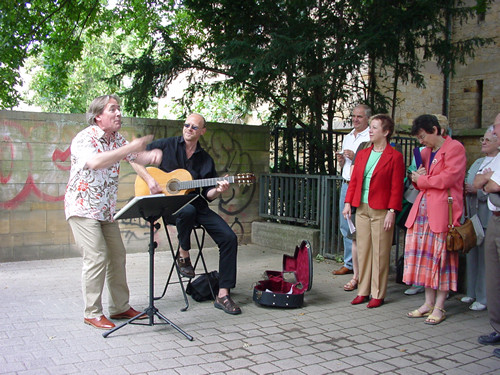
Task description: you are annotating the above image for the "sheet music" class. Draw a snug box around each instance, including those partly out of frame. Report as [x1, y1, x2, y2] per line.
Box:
[114, 194, 198, 221]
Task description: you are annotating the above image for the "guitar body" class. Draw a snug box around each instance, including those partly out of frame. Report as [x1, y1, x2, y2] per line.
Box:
[135, 168, 194, 196]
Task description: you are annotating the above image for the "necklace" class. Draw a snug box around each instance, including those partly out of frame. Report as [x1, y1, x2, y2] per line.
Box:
[364, 151, 382, 177]
[372, 142, 386, 152]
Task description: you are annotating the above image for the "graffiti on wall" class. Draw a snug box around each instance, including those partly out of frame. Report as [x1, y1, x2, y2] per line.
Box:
[0, 120, 71, 209]
[1, 118, 258, 247]
[116, 127, 257, 244]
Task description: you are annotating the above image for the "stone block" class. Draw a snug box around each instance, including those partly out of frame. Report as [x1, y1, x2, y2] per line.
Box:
[11, 210, 46, 233]
[251, 221, 320, 256]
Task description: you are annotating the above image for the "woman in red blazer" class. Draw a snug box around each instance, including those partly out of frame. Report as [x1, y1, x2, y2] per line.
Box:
[404, 114, 466, 325]
[343, 114, 405, 308]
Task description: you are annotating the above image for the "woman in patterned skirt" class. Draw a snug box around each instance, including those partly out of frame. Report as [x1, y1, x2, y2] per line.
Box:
[403, 114, 466, 325]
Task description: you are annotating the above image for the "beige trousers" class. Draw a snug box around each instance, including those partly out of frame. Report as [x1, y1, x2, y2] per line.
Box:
[68, 217, 130, 318]
[355, 203, 394, 299]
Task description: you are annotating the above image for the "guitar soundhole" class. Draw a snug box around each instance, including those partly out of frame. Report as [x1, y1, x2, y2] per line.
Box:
[167, 179, 180, 195]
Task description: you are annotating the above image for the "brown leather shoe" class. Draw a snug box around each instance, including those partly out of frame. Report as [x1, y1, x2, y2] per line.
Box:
[333, 266, 354, 275]
[110, 307, 147, 320]
[177, 257, 195, 278]
[84, 315, 115, 330]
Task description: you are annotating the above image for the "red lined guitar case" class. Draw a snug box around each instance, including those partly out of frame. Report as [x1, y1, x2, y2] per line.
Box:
[253, 240, 313, 308]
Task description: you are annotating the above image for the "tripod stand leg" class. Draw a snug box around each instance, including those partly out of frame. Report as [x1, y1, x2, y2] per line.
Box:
[154, 310, 193, 341]
[102, 310, 148, 338]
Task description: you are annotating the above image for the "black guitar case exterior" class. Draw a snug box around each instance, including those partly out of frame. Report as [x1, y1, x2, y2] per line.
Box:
[253, 240, 313, 308]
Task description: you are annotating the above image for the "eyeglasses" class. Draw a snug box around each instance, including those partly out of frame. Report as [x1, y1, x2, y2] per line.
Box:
[416, 133, 427, 141]
[184, 123, 202, 131]
[480, 136, 497, 144]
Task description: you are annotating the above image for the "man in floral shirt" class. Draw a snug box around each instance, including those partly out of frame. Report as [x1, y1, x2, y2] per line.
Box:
[65, 94, 162, 330]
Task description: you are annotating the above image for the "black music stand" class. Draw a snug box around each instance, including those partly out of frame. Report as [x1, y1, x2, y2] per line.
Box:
[103, 194, 197, 340]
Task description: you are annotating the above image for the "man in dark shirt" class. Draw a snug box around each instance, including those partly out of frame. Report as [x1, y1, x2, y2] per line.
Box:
[138, 113, 241, 315]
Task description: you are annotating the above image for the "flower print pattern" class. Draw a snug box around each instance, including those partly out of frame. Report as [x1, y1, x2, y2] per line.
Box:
[64, 125, 134, 222]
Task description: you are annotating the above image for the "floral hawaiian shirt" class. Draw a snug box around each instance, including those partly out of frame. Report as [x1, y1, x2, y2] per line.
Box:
[64, 125, 135, 222]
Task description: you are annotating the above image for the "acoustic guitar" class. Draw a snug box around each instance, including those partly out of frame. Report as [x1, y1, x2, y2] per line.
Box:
[135, 167, 256, 196]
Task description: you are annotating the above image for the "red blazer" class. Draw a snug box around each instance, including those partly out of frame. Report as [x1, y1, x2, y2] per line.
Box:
[345, 144, 405, 211]
[405, 136, 466, 233]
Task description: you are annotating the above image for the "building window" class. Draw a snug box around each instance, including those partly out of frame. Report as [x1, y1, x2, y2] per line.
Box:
[475, 80, 483, 128]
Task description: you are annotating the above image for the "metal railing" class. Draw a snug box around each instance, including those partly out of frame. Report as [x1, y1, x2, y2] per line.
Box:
[259, 174, 322, 225]
[264, 130, 418, 258]
[259, 173, 343, 257]
[270, 127, 419, 174]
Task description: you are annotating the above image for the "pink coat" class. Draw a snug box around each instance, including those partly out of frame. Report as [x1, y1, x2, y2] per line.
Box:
[405, 136, 466, 233]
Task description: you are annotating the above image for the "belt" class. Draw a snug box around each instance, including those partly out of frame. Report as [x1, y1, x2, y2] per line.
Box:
[493, 211, 500, 217]
[342, 179, 350, 184]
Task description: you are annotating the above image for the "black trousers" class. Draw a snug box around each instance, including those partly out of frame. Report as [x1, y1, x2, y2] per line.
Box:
[167, 203, 238, 290]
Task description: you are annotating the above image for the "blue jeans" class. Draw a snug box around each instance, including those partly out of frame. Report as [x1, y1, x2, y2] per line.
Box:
[339, 182, 353, 270]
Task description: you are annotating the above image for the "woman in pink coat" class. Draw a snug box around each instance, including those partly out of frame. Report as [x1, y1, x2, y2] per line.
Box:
[404, 114, 466, 325]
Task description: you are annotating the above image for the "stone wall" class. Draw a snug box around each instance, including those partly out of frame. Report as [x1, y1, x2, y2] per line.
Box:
[0, 110, 269, 262]
[450, 2, 500, 129]
[387, 1, 499, 129]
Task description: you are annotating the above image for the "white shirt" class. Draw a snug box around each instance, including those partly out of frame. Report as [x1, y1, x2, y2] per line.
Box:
[341, 127, 370, 181]
[487, 153, 500, 211]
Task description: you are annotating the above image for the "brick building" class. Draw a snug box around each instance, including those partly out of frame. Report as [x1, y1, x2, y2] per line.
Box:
[389, 1, 499, 130]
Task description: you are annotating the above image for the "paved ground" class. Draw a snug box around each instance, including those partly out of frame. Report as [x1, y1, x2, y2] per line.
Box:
[0, 244, 499, 375]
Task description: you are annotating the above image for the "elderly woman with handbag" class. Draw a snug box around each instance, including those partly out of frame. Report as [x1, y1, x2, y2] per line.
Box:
[404, 114, 466, 325]
[343, 114, 405, 308]
[461, 126, 497, 311]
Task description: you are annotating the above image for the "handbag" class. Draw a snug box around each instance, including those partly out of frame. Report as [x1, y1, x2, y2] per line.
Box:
[446, 189, 476, 254]
[186, 270, 219, 302]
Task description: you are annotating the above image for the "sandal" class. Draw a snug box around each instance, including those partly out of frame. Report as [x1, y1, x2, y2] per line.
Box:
[343, 278, 358, 291]
[214, 295, 242, 315]
[425, 306, 446, 325]
[407, 303, 433, 318]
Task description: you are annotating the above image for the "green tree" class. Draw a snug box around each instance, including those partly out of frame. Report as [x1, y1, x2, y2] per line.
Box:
[116, 0, 491, 173]
[0, 0, 113, 109]
[1, 1, 493, 173]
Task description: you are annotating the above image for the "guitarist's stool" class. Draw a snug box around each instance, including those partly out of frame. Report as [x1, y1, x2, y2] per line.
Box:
[154, 218, 216, 311]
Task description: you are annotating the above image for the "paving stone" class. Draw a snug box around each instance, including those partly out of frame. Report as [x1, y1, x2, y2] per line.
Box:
[0, 246, 497, 375]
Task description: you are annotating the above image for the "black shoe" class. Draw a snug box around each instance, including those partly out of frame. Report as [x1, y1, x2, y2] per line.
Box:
[177, 257, 195, 278]
[478, 332, 500, 346]
[214, 295, 241, 315]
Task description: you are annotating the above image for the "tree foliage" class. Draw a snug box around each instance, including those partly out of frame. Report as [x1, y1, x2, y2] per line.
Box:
[115, 0, 492, 172]
[0, 0, 112, 109]
[0, 0, 493, 171]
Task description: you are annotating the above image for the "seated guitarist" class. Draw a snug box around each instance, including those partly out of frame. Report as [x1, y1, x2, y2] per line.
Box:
[135, 113, 241, 315]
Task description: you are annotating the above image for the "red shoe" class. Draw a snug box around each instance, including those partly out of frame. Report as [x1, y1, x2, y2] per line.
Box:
[367, 298, 384, 308]
[110, 307, 147, 320]
[351, 295, 369, 305]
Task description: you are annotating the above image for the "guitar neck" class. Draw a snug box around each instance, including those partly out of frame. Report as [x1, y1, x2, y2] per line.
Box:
[178, 176, 235, 191]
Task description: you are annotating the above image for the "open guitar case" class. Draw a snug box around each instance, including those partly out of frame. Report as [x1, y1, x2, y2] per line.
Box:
[253, 240, 313, 308]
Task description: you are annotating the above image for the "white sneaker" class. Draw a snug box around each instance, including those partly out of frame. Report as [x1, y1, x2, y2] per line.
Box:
[404, 285, 425, 295]
[469, 302, 487, 311]
[461, 296, 474, 303]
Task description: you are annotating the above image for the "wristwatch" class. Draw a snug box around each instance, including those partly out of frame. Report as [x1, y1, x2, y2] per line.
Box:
[388, 208, 395, 213]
